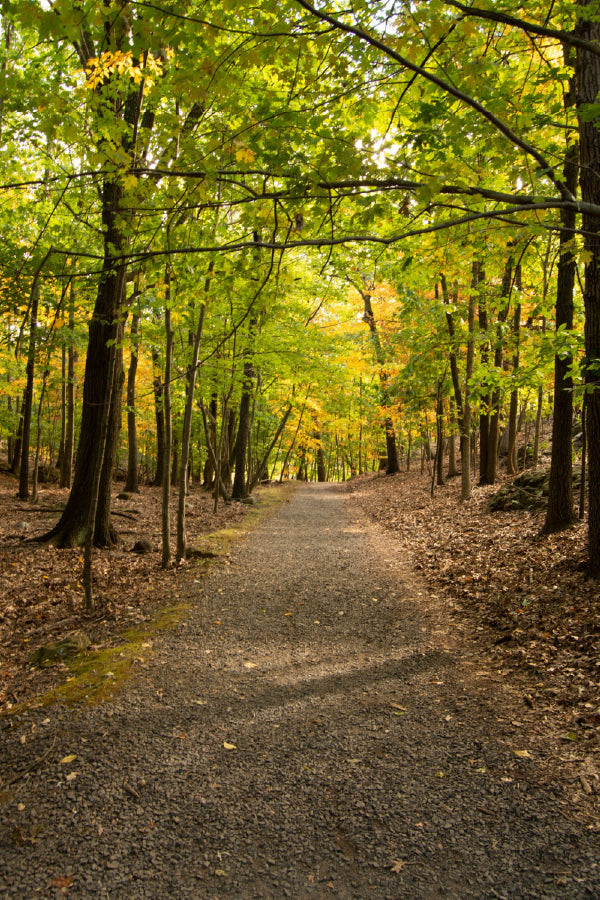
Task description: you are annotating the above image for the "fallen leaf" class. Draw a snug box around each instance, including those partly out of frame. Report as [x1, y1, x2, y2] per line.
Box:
[65, 772, 78, 781]
[391, 860, 406, 873]
[390, 703, 406, 711]
[243, 661, 257, 669]
[513, 749, 532, 759]
[223, 741, 236, 750]
[60, 754, 77, 765]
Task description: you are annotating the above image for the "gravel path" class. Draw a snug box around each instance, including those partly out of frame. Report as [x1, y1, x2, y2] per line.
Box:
[1, 482, 599, 899]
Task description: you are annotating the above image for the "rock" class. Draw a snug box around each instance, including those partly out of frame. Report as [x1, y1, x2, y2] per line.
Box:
[131, 539, 153, 554]
[117, 492, 131, 500]
[488, 467, 582, 512]
[30, 632, 91, 667]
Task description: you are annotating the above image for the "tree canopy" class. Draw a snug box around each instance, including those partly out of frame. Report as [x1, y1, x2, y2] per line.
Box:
[1, 0, 600, 573]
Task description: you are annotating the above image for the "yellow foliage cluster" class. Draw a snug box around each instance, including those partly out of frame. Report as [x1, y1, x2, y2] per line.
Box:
[84, 50, 168, 91]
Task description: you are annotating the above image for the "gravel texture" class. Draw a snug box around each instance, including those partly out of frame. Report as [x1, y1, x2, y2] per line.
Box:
[1, 482, 599, 899]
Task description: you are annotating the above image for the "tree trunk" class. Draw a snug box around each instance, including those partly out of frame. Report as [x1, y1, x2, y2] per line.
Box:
[249, 404, 293, 491]
[124, 313, 140, 494]
[355, 279, 400, 474]
[507, 265, 522, 477]
[162, 290, 174, 568]
[478, 280, 490, 484]
[151, 349, 165, 487]
[18, 274, 40, 500]
[435, 390, 445, 487]
[485, 259, 512, 485]
[41, 176, 126, 547]
[31, 369, 49, 503]
[232, 339, 256, 499]
[577, 4, 600, 573]
[176, 268, 209, 562]
[461, 261, 480, 501]
[316, 434, 327, 482]
[544, 80, 578, 530]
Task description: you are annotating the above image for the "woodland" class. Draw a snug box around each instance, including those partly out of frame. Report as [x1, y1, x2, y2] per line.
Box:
[1, 0, 600, 613]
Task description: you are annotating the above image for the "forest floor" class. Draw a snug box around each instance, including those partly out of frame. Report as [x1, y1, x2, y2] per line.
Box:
[0, 467, 599, 897]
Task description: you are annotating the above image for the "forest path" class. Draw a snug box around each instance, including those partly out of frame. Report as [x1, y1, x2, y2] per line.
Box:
[2, 482, 599, 899]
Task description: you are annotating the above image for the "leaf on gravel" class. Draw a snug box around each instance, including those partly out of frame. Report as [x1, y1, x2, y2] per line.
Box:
[65, 772, 78, 781]
[223, 741, 236, 750]
[513, 749, 532, 758]
[390, 703, 406, 711]
[243, 661, 257, 668]
[51, 875, 73, 890]
[215, 868, 227, 877]
[562, 731, 578, 742]
[60, 754, 77, 764]
[390, 860, 406, 873]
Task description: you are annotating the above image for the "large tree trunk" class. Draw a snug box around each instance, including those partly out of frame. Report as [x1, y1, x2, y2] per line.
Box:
[576, 4, 600, 573]
[41, 179, 126, 548]
[544, 71, 579, 531]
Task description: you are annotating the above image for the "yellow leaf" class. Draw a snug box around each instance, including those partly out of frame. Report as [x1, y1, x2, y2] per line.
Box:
[66, 772, 78, 781]
[235, 147, 256, 164]
[223, 741, 236, 751]
[243, 661, 257, 668]
[513, 749, 532, 759]
[60, 754, 77, 764]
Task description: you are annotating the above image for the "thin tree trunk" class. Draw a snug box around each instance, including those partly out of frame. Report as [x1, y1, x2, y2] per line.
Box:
[461, 261, 479, 501]
[176, 265, 209, 561]
[19, 253, 50, 500]
[507, 265, 522, 476]
[31, 369, 49, 503]
[485, 258, 512, 485]
[125, 312, 140, 493]
[162, 282, 174, 568]
[249, 404, 293, 491]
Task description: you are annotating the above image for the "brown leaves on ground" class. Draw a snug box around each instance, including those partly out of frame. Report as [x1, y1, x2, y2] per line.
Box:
[0, 472, 248, 712]
[348, 469, 600, 748]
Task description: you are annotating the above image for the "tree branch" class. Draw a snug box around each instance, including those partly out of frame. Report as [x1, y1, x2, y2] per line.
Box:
[293, 0, 575, 202]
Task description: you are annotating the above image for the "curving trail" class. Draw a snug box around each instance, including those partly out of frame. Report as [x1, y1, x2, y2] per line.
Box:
[1, 483, 599, 898]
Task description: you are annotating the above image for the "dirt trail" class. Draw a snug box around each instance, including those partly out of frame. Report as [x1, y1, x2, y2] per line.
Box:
[1, 482, 599, 899]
